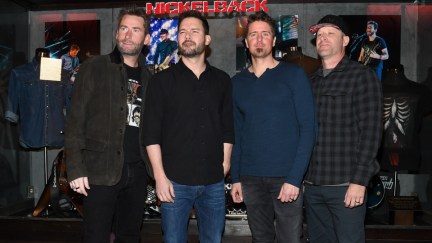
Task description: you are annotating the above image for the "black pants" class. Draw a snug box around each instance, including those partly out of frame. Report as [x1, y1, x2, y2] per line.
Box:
[83, 162, 148, 243]
[241, 176, 304, 243]
[304, 184, 366, 243]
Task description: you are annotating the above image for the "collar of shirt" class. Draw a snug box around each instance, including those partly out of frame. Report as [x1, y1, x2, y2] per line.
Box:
[175, 58, 211, 76]
[314, 56, 351, 78]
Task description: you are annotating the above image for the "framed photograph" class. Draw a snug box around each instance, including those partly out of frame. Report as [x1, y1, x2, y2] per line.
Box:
[147, 17, 179, 67]
[341, 15, 401, 69]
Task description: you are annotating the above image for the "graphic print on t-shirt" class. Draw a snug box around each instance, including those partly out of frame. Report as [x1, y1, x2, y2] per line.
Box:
[383, 96, 411, 148]
[126, 78, 142, 127]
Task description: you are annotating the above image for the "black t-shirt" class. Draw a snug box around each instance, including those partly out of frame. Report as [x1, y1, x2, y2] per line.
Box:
[361, 36, 387, 68]
[123, 64, 142, 163]
[378, 75, 432, 171]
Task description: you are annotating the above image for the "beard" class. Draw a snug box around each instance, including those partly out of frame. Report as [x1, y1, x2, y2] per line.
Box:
[367, 30, 376, 36]
[117, 38, 143, 56]
[178, 40, 206, 58]
[250, 47, 271, 58]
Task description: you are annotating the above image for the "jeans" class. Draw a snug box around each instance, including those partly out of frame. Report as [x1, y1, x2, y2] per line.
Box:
[241, 176, 303, 243]
[82, 161, 148, 243]
[373, 65, 383, 81]
[304, 184, 366, 243]
[161, 180, 225, 243]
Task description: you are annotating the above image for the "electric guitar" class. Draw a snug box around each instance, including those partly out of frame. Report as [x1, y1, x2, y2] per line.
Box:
[32, 150, 83, 217]
[67, 65, 80, 78]
[155, 49, 178, 73]
[366, 175, 385, 209]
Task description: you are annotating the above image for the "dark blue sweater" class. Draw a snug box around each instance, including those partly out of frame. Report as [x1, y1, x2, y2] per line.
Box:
[231, 62, 316, 188]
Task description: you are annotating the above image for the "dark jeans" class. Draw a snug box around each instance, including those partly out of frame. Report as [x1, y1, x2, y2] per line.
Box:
[304, 184, 366, 243]
[368, 64, 383, 81]
[374, 65, 383, 81]
[82, 161, 148, 243]
[241, 176, 303, 243]
[161, 180, 226, 243]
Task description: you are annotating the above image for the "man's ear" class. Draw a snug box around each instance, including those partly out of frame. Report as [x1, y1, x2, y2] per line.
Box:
[343, 35, 350, 47]
[205, 35, 211, 46]
[144, 34, 151, 46]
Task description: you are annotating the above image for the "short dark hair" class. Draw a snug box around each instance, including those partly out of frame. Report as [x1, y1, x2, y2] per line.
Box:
[367, 20, 378, 30]
[244, 11, 277, 38]
[178, 10, 210, 35]
[70, 44, 80, 51]
[132, 106, 140, 115]
[117, 6, 150, 35]
[160, 29, 168, 35]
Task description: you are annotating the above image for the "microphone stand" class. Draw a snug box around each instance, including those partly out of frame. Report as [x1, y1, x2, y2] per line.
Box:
[348, 35, 366, 59]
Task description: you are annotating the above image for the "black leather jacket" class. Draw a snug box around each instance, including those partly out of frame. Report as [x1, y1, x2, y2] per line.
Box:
[65, 47, 152, 185]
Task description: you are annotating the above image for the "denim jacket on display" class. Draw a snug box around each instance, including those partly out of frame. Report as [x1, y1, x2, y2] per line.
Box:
[5, 57, 68, 148]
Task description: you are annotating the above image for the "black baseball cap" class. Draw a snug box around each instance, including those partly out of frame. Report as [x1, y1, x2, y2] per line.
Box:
[309, 15, 349, 36]
[160, 29, 168, 34]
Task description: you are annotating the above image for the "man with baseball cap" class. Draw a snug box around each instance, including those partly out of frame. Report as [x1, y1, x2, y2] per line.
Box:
[153, 28, 177, 68]
[304, 15, 383, 243]
[308, 14, 350, 36]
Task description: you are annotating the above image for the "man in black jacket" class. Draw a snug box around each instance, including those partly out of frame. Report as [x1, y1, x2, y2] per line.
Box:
[65, 6, 151, 242]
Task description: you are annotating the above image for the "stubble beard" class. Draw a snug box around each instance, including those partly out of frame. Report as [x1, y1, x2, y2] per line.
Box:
[178, 41, 205, 58]
[317, 47, 330, 58]
[117, 39, 143, 56]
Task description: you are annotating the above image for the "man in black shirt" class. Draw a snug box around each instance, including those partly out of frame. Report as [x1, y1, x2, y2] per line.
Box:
[143, 10, 234, 243]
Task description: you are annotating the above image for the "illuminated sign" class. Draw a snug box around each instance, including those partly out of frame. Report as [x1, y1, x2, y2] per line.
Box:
[145, 0, 268, 15]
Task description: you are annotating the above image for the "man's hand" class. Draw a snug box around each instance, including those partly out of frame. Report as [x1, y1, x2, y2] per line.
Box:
[370, 51, 380, 60]
[277, 183, 299, 203]
[344, 183, 366, 208]
[69, 177, 90, 196]
[231, 182, 243, 203]
[155, 176, 175, 203]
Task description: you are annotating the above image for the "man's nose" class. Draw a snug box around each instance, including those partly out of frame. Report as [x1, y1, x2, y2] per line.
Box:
[257, 33, 264, 41]
[184, 31, 192, 40]
[318, 34, 328, 40]
[125, 29, 132, 38]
